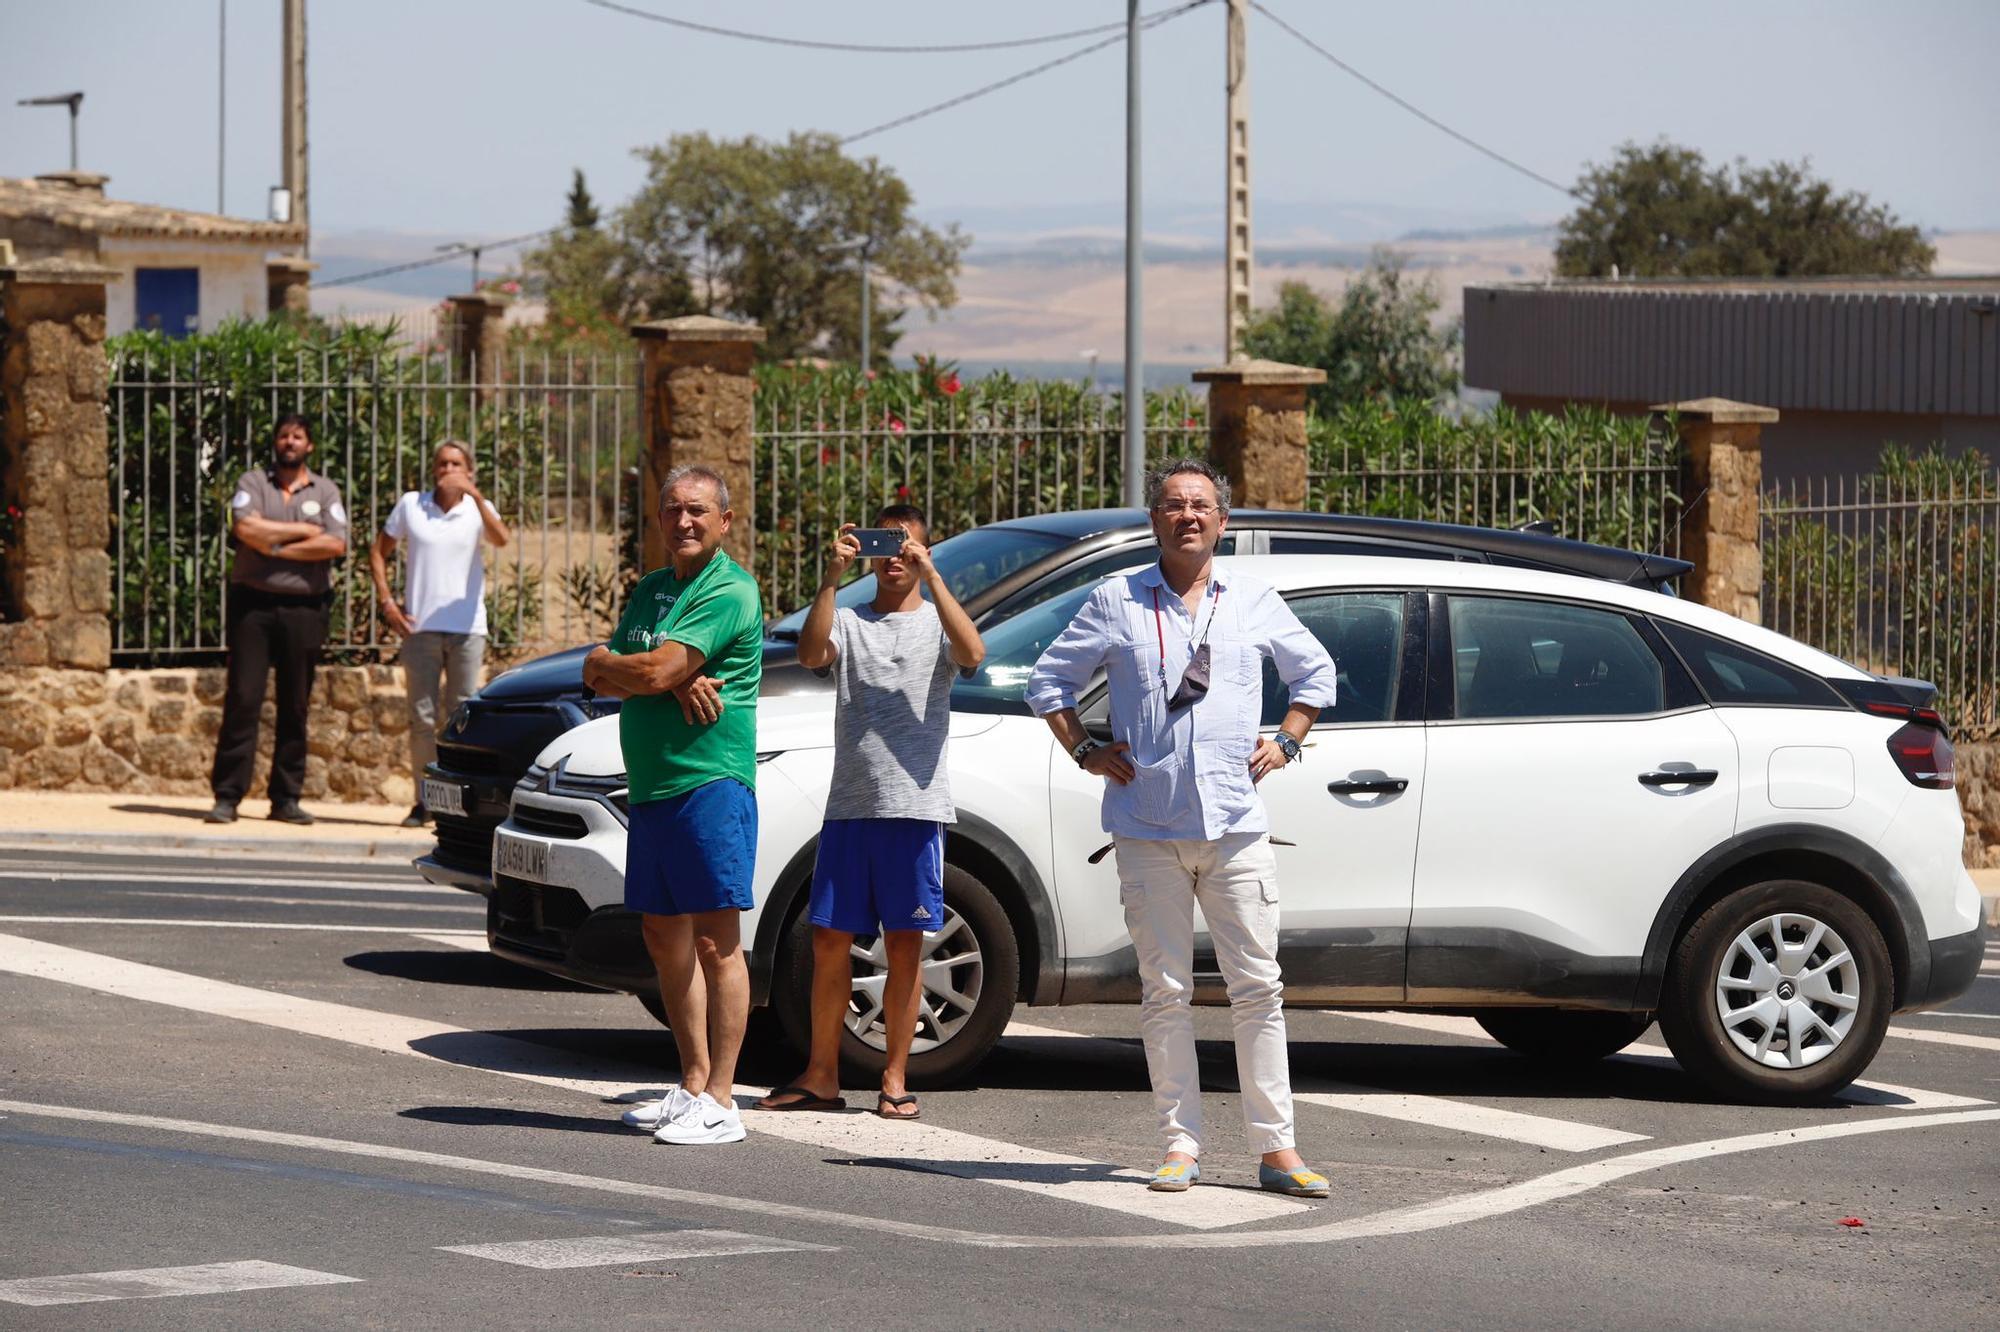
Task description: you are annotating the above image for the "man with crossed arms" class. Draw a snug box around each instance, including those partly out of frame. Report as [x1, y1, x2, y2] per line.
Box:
[1026, 458, 1337, 1197]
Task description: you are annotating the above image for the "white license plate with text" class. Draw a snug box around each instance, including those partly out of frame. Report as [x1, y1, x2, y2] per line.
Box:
[422, 778, 467, 818]
[493, 831, 549, 883]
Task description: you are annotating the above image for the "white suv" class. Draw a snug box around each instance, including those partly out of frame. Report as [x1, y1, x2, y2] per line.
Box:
[487, 555, 1985, 1104]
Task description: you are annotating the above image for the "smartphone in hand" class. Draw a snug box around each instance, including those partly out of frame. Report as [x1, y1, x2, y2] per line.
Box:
[849, 528, 908, 558]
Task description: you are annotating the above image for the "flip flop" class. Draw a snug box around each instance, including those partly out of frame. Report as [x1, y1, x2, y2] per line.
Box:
[875, 1092, 921, 1120]
[753, 1084, 846, 1112]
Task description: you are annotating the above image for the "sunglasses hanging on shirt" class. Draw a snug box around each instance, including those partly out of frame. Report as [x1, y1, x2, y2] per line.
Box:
[1153, 584, 1222, 712]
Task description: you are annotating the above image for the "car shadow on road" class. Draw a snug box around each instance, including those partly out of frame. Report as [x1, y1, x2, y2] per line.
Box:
[111, 801, 410, 830]
[344, 949, 600, 992]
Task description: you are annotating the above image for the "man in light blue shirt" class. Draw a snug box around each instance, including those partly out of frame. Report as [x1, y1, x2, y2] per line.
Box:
[1026, 458, 1338, 1198]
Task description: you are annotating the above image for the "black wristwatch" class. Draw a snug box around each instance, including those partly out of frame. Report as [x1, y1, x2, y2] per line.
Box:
[1273, 732, 1302, 764]
[1070, 738, 1101, 767]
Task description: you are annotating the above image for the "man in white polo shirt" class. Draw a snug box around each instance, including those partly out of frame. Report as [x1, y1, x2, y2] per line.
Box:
[368, 440, 512, 826]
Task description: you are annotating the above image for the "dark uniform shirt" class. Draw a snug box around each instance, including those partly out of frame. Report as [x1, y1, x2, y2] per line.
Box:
[227, 468, 350, 596]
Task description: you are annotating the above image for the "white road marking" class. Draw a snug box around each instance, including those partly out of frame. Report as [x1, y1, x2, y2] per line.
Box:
[0, 935, 1302, 1230]
[1883, 1025, 2000, 1053]
[103, 890, 479, 914]
[0, 870, 450, 895]
[1002, 1021, 1648, 1153]
[1292, 1087, 1649, 1153]
[1908, 1011, 2000, 1020]
[0, 916, 479, 935]
[0, 1260, 358, 1307]
[1325, 1012, 1990, 1110]
[440, 1229, 835, 1268]
[411, 932, 490, 951]
[1, 1097, 1993, 1252]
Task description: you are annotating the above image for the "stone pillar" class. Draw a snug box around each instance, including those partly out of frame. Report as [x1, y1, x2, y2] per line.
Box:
[630, 315, 765, 573]
[1192, 359, 1326, 511]
[1654, 397, 1779, 623]
[0, 258, 117, 669]
[445, 292, 510, 398]
[266, 257, 315, 318]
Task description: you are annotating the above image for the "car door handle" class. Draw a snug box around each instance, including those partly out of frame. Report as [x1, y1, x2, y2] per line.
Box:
[1327, 777, 1409, 795]
[1637, 768, 1719, 788]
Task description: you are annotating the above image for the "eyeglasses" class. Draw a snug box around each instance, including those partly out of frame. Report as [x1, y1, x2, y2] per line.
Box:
[1152, 501, 1219, 518]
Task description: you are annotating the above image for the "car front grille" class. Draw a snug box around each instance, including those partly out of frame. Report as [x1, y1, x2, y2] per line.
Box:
[491, 877, 591, 957]
[434, 743, 519, 778]
[433, 815, 498, 874]
[510, 803, 590, 840]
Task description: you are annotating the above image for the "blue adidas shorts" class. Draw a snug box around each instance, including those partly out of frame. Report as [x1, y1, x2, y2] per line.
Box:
[809, 818, 946, 941]
[625, 778, 757, 916]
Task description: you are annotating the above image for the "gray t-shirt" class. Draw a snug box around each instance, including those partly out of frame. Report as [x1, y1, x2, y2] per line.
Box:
[824, 601, 961, 823]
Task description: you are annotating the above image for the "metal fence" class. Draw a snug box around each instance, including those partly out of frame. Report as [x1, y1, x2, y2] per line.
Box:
[109, 345, 644, 663]
[1763, 473, 2000, 739]
[1305, 411, 1683, 556]
[750, 384, 1207, 615]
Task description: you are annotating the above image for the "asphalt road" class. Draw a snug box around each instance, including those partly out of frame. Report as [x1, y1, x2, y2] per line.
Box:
[1, 846, 1994, 1329]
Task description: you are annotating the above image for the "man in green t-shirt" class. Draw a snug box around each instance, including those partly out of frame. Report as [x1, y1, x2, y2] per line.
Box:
[584, 464, 764, 1147]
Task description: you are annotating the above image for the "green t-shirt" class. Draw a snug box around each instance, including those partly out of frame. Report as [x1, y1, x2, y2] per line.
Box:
[611, 551, 764, 804]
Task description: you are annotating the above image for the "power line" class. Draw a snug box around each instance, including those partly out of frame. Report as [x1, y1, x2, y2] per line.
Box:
[316, 228, 559, 289]
[1249, 1, 1578, 199]
[842, 0, 1213, 146]
[578, 0, 1149, 54]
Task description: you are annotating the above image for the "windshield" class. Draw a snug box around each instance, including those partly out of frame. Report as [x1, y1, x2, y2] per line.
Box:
[768, 525, 1071, 637]
[951, 579, 1101, 715]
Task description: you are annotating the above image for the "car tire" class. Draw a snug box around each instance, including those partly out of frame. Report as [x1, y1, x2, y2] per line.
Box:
[770, 862, 1020, 1090]
[1658, 879, 1892, 1105]
[1473, 1009, 1654, 1063]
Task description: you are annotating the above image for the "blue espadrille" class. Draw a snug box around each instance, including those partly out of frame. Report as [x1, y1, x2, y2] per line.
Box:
[1258, 1162, 1330, 1197]
[1148, 1159, 1200, 1192]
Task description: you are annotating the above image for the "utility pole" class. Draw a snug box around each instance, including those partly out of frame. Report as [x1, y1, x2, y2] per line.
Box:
[1122, 0, 1145, 507]
[282, 0, 309, 253]
[1224, 0, 1252, 360]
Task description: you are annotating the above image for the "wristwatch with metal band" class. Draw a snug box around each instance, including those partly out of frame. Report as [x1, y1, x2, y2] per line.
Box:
[1273, 731, 1302, 764]
[1071, 737, 1101, 766]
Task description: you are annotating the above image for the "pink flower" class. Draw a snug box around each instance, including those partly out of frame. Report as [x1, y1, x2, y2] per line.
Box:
[896, 484, 910, 499]
[938, 372, 962, 395]
[865, 370, 878, 381]
[819, 447, 836, 464]
[887, 416, 906, 435]
[502, 280, 521, 294]
[1184, 416, 1198, 427]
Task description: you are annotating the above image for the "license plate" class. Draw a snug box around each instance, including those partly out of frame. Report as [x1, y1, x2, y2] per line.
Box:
[422, 778, 467, 818]
[493, 831, 549, 883]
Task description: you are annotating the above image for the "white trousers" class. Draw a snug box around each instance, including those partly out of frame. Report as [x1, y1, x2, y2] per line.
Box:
[1112, 831, 1294, 1158]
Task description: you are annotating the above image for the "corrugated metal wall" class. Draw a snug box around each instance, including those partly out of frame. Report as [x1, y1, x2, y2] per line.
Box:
[1465, 285, 2000, 417]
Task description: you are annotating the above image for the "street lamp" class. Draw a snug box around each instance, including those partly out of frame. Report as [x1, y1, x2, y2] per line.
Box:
[16, 92, 84, 171]
[828, 236, 873, 372]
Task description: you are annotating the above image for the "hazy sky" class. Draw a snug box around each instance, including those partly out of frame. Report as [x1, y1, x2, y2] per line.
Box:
[5, 0, 1997, 253]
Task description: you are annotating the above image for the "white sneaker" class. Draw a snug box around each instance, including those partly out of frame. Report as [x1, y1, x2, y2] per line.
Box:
[653, 1091, 745, 1145]
[620, 1087, 692, 1132]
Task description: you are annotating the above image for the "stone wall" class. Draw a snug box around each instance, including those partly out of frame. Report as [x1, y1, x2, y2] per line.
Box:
[0, 262, 116, 668]
[1960, 741, 2000, 868]
[0, 665, 417, 805]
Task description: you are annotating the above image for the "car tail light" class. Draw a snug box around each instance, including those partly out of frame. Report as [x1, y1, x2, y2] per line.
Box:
[1886, 719, 1953, 789]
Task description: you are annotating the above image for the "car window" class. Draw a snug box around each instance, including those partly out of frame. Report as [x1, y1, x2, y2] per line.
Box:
[767, 525, 1071, 634]
[1267, 535, 1462, 561]
[1448, 596, 1667, 720]
[1654, 619, 1844, 708]
[985, 536, 1236, 622]
[951, 580, 1102, 714]
[1260, 592, 1405, 726]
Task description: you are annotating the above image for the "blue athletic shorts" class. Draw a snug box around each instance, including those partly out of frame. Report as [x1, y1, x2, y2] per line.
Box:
[624, 778, 757, 916]
[809, 818, 945, 941]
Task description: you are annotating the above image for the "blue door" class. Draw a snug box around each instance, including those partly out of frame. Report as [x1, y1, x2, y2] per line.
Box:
[135, 267, 200, 337]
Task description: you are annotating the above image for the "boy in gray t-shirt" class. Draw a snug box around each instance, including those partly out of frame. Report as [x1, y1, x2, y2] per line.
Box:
[754, 505, 984, 1121]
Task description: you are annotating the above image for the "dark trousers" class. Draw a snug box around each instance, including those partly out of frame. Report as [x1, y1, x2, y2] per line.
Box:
[210, 589, 329, 804]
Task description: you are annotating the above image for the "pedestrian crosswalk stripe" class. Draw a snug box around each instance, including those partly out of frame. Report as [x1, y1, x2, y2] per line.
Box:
[0, 916, 479, 934]
[440, 1229, 835, 1268]
[0, 934, 1303, 1231]
[1883, 1025, 2000, 1053]
[1001, 1021, 1648, 1153]
[92, 890, 480, 914]
[1322, 1012, 1991, 1110]
[0, 870, 456, 895]
[411, 932, 489, 951]
[0, 1260, 359, 1307]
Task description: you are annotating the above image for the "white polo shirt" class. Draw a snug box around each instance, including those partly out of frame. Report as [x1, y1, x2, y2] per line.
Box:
[384, 490, 494, 635]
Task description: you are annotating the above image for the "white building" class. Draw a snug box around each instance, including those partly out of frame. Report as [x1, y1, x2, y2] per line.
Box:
[0, 172, 308, 336]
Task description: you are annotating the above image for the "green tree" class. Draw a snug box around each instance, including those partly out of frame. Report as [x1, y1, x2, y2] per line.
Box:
[1556, 141, 1935, 278]
[521, 167, 625, 330]
[1237, 251, 1461, 413]
[615, 131, 967, 365]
